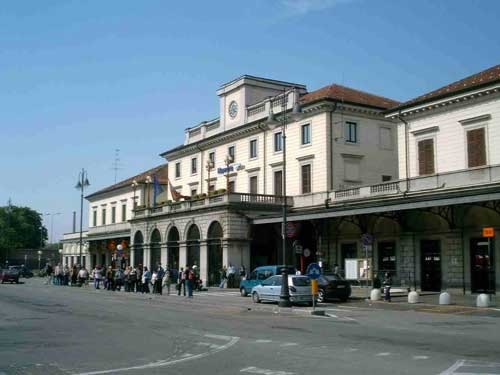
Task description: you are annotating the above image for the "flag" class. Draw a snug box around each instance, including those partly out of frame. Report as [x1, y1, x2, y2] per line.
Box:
[152, 174, 165, 207]
[168, 180, 183, 202]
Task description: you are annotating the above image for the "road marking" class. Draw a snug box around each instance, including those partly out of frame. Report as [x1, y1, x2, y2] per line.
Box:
[412, 355, 429, 360]
[344, 348, 359, 352]
[280, 342, 298, 347]
[439, 359, 500, 375]
[240, 366, 295, 375]
[255, 339, 272, 343]
[375, 352, 391, 356]
[75, 334, 239, 375]
[196, 342, 221, 349]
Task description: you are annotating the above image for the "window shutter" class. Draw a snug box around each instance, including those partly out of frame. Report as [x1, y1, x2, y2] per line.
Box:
[467, 128, 486, 167]
[418, 139, 434, 175]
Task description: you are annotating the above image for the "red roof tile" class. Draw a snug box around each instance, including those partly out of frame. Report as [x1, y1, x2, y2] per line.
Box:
[301, 83, 400, 110]
[86, 164, 168, 199]
[390, 64, 500, 112]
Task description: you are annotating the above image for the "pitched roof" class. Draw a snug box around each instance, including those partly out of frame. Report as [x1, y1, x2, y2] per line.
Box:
[389, 64, 500, 112]
[85, 164, 168, 200]
[301, 83, 400, 110]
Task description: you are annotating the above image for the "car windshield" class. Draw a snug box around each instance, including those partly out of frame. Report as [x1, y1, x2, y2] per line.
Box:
[291, 277, 310, 286]
[323, 274, 344, 281]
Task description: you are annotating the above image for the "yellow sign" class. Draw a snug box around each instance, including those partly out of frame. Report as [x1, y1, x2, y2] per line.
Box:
[311, 279, 319, 295]
[483, 227, 495, 238]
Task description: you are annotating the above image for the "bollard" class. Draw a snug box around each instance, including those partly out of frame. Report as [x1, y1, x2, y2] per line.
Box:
[439, 292, 451, 305]
[370, 288, 381, 301]
[408, 291, 419, 304]
[476, 293, 490, 308]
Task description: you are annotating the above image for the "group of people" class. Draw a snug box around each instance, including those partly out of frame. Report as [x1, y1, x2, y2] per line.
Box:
[219, 264, 246, 288]
[44, 263, 89, 287]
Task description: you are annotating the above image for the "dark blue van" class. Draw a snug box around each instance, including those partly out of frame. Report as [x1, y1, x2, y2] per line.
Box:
[239, 265, 296, 296]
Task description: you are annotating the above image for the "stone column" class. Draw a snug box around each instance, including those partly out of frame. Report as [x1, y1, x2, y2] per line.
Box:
[143, 244, 151, 270]
[399, 233, 417, 291]
[160, 244, 168, 268]
[443, 230, 464, 293]
[200, 240, 208, 287]
[130, 246, 135, 268]
[179, 241, 188, 269]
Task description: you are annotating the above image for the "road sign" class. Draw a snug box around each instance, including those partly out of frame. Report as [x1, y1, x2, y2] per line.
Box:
[303, 248, 311, 258]
[483, 227, 495, 238]
[294, 244, 303, 255]
[307, 262, 321, 279]
[361, 233, 373, 246]
[286, 222, 296, 238]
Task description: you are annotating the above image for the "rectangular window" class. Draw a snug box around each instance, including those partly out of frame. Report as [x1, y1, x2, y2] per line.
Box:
[92, 210, 97, 227]
[101, 209, 106, 225]
[344, 158, 361, 182]
[228, 146, 235, 161]
[249, 139, 257, 159]
[467, 128, 486, 167]
[208, 152, 215, 164]
[379, 127, 392, 149]
[191, 157, 197, 175]
[382, 175, 392, 182]
[249, 176, 258, 195]
[175, 162, 181, 178]
[191, 188, 197, 196]
[209, 184, 215, 192]
[301, 124, 311, 145]
[274, 170, 283, 196]
[228, 181, 235, 193]
[121, 204, 127, 222]
[274, 132, 283, 152]
[111, 206, 116, 224]
[345, 121, 358, 143]
[378, 241, 396, 273]
[301, 164, 312, 194]
[418, 138, 435, 175]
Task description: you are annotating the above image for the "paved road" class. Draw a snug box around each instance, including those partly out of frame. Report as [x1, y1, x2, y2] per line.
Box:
[1, 279, 499, 375]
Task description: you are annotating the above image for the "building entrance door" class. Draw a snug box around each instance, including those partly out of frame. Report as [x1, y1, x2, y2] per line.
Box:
[470, 238, 495, 293]
[420, 240, 441, 292]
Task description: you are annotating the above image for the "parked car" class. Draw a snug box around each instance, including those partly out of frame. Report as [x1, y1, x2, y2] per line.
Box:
[251, 274, 313, 305]
[1, 268, 20, 284]
[239, 265, 296, 297]
[317, 273, 351, 302]
[9, 265, 34, 278]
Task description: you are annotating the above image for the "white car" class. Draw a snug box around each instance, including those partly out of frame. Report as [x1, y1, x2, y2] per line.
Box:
[251, 275, 313, 305]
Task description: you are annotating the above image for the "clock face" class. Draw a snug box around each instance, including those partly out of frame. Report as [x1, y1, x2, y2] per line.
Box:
[228, 100, 238, 119]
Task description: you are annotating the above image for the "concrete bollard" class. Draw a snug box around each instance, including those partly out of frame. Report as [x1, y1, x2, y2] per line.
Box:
[370, 288, 381, 301]
[408, 291, 419, 304]
[439, 292, 451, 305]
[476, 293, 490, 308]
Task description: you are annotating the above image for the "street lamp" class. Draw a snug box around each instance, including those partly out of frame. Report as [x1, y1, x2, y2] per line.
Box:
[266, 87, 303, 308]
[37, 250, 42, 270]
[45, 212, 62, 244]
[58, 248, 63, 265]
[75, 168, 90, 266]
[145, 175, 152, 207]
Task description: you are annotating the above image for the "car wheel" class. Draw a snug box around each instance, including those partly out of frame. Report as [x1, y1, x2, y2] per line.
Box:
[240, 288, 248, 297]
[252, 292, 261, 303]
[317, 290, 325, 303]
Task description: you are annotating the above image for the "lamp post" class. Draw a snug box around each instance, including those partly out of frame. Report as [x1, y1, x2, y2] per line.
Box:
[58, 248, 63, 265]
[75, 168, 90, 266]
[266, 87, 303, 308]
[145, 175, 152, 207]
[224, 155, 233, 192]
[37, 250, 42, 270]
[45, 212, 62, 245]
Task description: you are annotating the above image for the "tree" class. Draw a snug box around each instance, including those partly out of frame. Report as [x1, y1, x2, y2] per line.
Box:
[0, 201, 47, 262]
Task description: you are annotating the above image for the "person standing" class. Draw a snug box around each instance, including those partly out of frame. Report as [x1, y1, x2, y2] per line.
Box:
[163, 267, 172, 295]
[135, 265, 143, 293]
[177, 267, 185, 296]
[227, 264, 236, 288]
[383, 272, 392, 302]
[106, 266, 114, 291]
[155, 263, 165, 295]
[78, 266, 89, 287]
[142, 266, 151, 294]
[92, 265, 103, 289]
[129, 266, 137, 293]
[114, 267, 124, 291]
[123, 266, 130, 292]
[44, 263, 53, 285]
[186, 266, 194, 298]
[219, 266, 227, 288]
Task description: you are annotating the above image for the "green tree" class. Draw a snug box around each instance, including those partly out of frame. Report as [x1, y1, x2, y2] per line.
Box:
[0, 201, 47, 262]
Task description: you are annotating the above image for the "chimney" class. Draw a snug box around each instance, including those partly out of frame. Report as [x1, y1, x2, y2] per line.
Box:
[72, 211, 76, 233]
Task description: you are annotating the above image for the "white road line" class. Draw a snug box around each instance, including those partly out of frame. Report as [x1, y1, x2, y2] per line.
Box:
[412, 355, 429, 360]
[344, 348, 359, 352]
[240, 366, 295, 375]
[280, 342, 298, 347]
[439, 360, 466, 375]
[196, 342, 221, 349]
[255, 339, 272, 343]
[75, 334, 239, 375]
[439, 359, 500, 375]
[375, 352, 391, 356]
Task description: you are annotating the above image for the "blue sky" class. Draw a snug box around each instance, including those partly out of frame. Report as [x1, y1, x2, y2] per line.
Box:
[1, 0, 499, 242]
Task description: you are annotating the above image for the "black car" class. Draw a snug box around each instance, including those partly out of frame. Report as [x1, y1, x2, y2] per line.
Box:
[9, 265, 34, 278]
[1, 268, 20, 284]
[317, 273, 351, 302]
